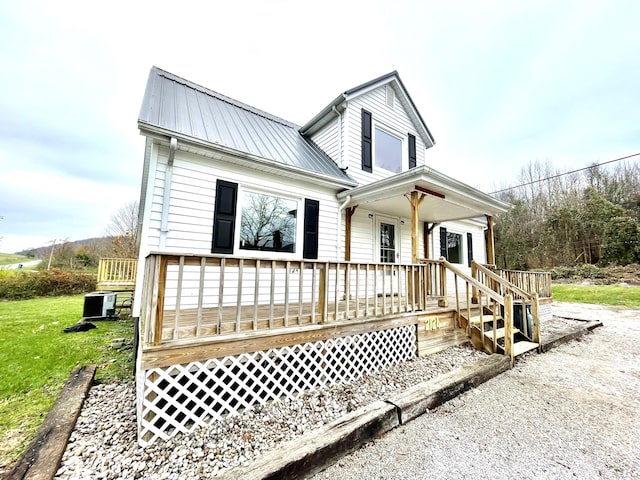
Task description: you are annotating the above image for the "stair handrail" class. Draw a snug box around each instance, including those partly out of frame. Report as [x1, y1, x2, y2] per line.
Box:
[439, 259, 516, 360]
[472, 261, 532, 301]
[473, 261, 540, 345]
[440, 259, 505, 305]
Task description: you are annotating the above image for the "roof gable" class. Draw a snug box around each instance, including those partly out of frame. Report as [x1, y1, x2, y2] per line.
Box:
[300, 71, 435, 149]
[138, 67, 355, 186]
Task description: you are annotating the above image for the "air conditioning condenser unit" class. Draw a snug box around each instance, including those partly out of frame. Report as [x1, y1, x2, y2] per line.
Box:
[83, 292, 117, 319]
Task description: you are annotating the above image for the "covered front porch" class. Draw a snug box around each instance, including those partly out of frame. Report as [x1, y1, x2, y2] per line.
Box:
[338, 165, 509, 264]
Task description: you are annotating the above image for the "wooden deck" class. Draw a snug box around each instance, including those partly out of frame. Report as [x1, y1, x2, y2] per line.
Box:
[136, 253, 552, 447]
[159, 295, 469, 341]
[138, 295, 477, 371]
[138, 253, 551, 370]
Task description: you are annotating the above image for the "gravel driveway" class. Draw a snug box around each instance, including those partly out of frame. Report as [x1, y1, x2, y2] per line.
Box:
[311, 302, 640, 479]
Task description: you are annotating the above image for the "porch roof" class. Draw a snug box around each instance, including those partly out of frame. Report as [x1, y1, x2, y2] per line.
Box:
[337, 165, 510, 222]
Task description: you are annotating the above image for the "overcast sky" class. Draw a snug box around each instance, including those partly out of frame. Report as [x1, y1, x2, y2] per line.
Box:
[1, 0, 639, 254]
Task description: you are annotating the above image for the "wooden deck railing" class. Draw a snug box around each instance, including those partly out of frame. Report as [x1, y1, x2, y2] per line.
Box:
[476, 264, 552, 299]
[496, 268, 552, 298]
[472, 262, 533, 302]
[441, 259, 528, 364]
[140, 253, 444, 347]
[97, 258, 138, 290]
[471, 261, 541, 346]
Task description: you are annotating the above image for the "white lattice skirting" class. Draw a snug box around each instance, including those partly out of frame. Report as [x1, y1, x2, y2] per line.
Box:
[137, 325, 416, 445]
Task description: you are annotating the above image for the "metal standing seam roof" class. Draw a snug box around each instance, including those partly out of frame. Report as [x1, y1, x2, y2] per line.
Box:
[138, 67, 355, 185]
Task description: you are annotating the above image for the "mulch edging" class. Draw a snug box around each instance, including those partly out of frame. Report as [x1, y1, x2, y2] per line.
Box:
[6, 365, 96, 480]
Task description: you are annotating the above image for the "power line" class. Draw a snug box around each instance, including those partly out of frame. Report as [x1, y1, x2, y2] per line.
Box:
[489, 152, 640, 195]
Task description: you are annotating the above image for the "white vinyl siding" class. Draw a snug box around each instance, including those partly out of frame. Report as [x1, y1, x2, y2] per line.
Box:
[309, 118, 341, 165]
[344, 85, 427, 186]
[138, 144, 341, 258]
[345, 208, 420, 264]
[134, 144, 342, 315]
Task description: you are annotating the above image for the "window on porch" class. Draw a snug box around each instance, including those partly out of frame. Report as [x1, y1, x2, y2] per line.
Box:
[446, 232, 463, 264]
[212, 180, 319, 258]
[440, 226, 464, 264]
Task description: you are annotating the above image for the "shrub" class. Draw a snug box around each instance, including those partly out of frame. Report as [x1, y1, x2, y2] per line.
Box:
[0, 269, 96, 300]
[550, 264, 605, 280]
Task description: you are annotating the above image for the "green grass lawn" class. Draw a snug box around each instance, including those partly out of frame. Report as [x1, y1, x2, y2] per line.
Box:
[0, 295, 134, 468]
[552, 284, 640, 308]
[0, 253, 33, 266]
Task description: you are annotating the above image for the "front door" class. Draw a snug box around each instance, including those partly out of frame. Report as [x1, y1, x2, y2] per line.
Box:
[379, 220, 397, 263]
[376, 217, 399, 296]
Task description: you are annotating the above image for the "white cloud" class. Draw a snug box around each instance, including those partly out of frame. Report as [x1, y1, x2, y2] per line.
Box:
[1, 0, 640, 252]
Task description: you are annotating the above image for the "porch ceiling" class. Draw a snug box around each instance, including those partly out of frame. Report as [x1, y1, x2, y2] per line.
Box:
[337, 165, 510, 223]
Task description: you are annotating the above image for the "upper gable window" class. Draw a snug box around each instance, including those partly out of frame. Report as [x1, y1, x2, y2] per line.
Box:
[375, 127, 403, 173]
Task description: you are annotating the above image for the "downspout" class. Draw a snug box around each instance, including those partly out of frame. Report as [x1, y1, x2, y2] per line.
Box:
[159, 137, 177, 248]
[337, 195, 352, 260]
[332, 106, 344, 170]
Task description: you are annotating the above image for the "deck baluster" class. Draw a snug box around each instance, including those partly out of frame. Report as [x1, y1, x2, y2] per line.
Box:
[174, 256, 184, 339]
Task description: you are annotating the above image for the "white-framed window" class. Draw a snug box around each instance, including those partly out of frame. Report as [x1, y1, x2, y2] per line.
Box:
[361, 109, 414, 174]
[212, 179, 319, 259]
[238, 189, 299, 254]
[374, 126, 404, 174]
[439, 226, 465, 265]
[445, 232, 463, 264]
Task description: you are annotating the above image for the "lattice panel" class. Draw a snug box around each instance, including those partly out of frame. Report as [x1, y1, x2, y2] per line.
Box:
[138, 326, 416, 445]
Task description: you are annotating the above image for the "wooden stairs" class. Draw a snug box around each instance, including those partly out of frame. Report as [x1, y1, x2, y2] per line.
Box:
[461, 305, 539, 360]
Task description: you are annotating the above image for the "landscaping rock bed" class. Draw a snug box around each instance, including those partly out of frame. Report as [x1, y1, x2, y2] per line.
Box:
[53, 306, 598, 479]
[54, 345, 486, 479]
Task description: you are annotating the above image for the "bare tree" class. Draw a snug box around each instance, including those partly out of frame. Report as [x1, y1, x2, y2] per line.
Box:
[240, 193, 296, 252]
[105, 201, 140, 258]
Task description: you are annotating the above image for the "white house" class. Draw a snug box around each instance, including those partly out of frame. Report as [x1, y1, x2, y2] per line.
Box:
[131, 67, 549, 445]
[134, 68, 508, 314]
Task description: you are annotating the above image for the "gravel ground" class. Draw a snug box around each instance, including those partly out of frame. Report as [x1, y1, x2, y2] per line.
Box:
[51, 303, 631, 479]
[54, 340, 486, 479]
[311, 302, 640, 480]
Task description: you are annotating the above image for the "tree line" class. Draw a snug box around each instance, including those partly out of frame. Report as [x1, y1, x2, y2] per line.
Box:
[19, 201, 139, 270]
[493, 159, 640, 270]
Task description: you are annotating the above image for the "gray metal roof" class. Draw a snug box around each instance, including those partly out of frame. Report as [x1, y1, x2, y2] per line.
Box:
[139, 67, 355, 186]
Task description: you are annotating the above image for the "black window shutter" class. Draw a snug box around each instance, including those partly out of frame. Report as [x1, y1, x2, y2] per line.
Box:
[303, 199, 320, 259]
[439, 227, 448, 259]
[408, 133, 417, 169]
[211, 179, 238, 254]
[361, 109, 372, 172]
[467, 232, 473, 267]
